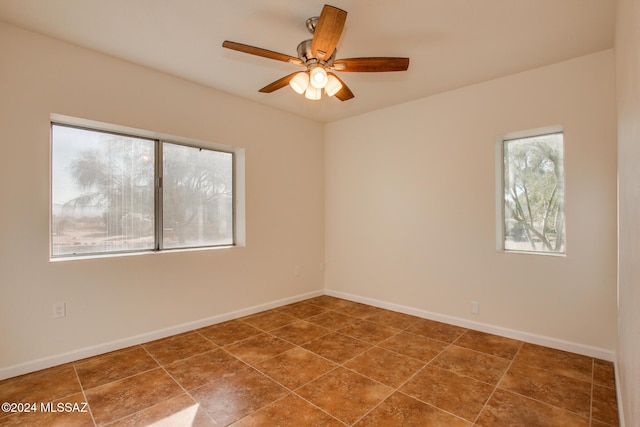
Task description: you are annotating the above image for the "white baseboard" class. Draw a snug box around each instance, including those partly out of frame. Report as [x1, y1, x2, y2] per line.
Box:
[1, 287, 616, 381]
[0, 290, 323, 381]
[325, 289, 616, 361]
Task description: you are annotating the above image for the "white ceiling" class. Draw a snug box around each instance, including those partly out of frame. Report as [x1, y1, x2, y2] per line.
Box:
[0, 0, 616, 123]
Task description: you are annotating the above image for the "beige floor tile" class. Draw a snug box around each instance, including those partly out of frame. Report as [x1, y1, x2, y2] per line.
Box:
[356, 392, 471, 426]
[406, 319, 467, 343]
[105, 393, 216, 427]
[0, 365, 81, 405]
[400, 365, 494, 422]
[379, 330, 448, 362]
[592, 383, 620, 426]
[75, 346, 158, 390]
[231, 393, 344, 426]
[164, 349, 247, 390]
[255, 347, 336, 390]
[224, 333, 294, 365]
[190, 368, 287, 425]
[594, 359, 616, 389]
[85, 368, 182, 425]
[305, 311, 359, 330]
[366, 310, 422, 330]
[476, 388, 590, 426]
[430, 345, 511, 385]
[344, 346, 424, 388]
[515, 342, 593, 382]
[301, 332, 371, 363]
[269, 320, 331, 345]
[143, 332, 217, 365]
[198, 320, 262, 346]
[453, 329, 522, 359]
[240, 310, 298, 331]
[296, 367, 392, 425]
[499, 362, 591, 416]
[334, 302, 385, 319]
[276, 302, 328, 319]
[305, 295, 352, 310]
[337, 319, 400, 344]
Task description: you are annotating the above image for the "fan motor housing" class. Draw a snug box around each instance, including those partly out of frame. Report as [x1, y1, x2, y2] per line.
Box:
[297, 39, 336, 67]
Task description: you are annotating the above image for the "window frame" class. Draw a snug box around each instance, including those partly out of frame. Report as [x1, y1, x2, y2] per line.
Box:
[158, 140, 235, 251]
[495, 126, 566, 256]
[50, 117, 242, 260]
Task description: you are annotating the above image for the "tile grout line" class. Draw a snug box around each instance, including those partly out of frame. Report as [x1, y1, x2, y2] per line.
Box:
[294, 333, 393, 427]
[183, 330, 266, 425]
[226, 340, 349, 426]
[471, 340, 524, 425]
[266, 306, 359, 425]
[346, 332, 429, 426]
[373, 334, 475, 424]
[236, 303, 478, 425]
[474, 343, 596, 423]
[104, 341, 223, 426]
[232, 305, 418, 425]
[288, 370, 351, 427]
[74, 349, 164, 392]
[194, 324, 348, 425]
[73, 349, 177, 426]
[487, 387, 595, 422]
[346, 329, 464, 425]
[72, 364, 98, 427]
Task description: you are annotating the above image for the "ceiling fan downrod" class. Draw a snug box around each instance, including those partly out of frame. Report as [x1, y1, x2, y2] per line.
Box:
[305, 16, 319, 34]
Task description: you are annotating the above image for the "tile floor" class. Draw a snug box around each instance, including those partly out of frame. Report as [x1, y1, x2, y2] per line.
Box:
[0, 296, 619, 426]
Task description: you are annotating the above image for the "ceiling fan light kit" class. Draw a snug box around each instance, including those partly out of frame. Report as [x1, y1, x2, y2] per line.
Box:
[289, 71, 309, 94]
[305, 85, 322, 100]
[222, 4, 410, 102]
[309, 65, 329, 89]
[324, 74, 343, 96]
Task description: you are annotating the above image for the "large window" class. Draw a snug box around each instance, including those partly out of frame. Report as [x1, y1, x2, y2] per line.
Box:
[51, 123, 234, 258]
[500, 131, 565, 254]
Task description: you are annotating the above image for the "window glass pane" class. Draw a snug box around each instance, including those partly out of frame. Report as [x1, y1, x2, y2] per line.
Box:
[503, 132, 565, 253]
[51, 125, 155, 256]
[162, 143, 233, 249]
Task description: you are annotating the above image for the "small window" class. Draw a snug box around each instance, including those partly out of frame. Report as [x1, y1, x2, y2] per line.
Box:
[51, 123, 235, 258]
[162, 142, 233, 249]
[500, 131, 565, 254]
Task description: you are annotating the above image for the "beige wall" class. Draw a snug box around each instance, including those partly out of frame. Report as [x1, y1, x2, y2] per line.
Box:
[616, 0, 640, 425]
[0, 23, 325, 376]
[325, 50, 617, 355]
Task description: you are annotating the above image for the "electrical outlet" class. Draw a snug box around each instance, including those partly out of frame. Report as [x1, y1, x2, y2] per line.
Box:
[54, 302, 66, 319]
[471, 301, 479, 315]
[294, 265, 302, 277]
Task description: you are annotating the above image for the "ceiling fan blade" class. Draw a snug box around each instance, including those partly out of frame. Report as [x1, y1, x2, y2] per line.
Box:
[222, 40, 302, 64]
[259, 72, 300, 93]
[327, 72, 354, 101]
[332, 57, 410, 72]
[311, 5, 347, 60]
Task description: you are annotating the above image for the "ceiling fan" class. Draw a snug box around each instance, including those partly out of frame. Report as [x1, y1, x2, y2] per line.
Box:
[222, 4, 410, 101]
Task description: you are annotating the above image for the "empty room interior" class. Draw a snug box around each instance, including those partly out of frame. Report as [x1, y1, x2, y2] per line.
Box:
[0, 1, 638, 426]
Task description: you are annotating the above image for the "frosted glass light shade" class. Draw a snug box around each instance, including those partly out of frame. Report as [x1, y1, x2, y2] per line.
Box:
[289, 72, 309, 94]
[304, 86, 321, 100]
[324, 75, 343, 96]
[309, 66, 328, 89]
